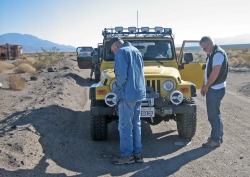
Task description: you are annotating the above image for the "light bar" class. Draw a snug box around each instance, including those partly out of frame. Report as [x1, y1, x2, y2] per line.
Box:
[115, 27, 123, 33]
[155, 26, 163, 33]
[141, 27, 149, 32]
[164, 28, 172, 34]
[102, 27, 173, 38]
[128, 27, 136, 33]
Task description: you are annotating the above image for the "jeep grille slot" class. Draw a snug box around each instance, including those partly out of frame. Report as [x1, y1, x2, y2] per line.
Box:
[146, 80, 161, 92]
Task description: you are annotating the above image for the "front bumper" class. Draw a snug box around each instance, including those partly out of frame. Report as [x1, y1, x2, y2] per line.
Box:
[90, 103, 196, 116]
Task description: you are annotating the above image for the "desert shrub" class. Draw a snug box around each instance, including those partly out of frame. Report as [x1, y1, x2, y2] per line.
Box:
[241, 48, 249, 54]
[31, 47, 63, 70]
[32, 60, 47, 70]
[240, 53, 250, 67]
[226, 50, 240, 58]
[32, 57, 58, 70]
[8, 74, 25, 90]
[15, 48, 63, 71]
[0, 61, 15, 73]
[13, 58, 36, 67]
[14, 63, 36, 74]
[226, 49, 250, 68]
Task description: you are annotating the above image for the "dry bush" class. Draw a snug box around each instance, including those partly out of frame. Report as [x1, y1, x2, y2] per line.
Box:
[8, 75, 25, 90]
[226, 49, 250, 68]
[20, 50, 68, 71]
[13, 58, 36, 67]
[226, 49, 240, 58]
[0, 61, 15, 73]
[32, 58, 59, 70]
[14, 63, 36, 74]
[32, 60, 47, 70]
[18, 54, 47, 70]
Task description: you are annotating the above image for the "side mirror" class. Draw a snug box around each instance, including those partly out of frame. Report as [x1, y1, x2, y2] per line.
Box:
[184, 53, 193, 64]
[202, 64, 206, 70]
[92, 54, 100, 64]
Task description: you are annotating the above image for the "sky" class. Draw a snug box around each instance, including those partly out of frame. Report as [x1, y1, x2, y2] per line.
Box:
[0, 0, 250, 48]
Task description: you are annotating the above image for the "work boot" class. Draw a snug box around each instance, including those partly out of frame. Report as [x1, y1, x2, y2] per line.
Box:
[112, 156, 135, 165]
[202, 140, 220, 148]
[134, 154, 144, 163]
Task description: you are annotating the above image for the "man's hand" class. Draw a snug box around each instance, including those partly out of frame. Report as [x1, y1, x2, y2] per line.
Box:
[201, 85, 209, 96]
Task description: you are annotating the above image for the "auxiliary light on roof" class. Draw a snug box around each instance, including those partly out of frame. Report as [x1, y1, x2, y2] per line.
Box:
[155, 26, 163, 33]
[115, 27, 123, 33]
[128, 27, 136, 33]
[141, 27, 149, 32]
[164, 28, 172, 34]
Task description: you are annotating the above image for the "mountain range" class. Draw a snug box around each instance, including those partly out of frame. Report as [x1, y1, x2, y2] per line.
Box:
[0, 33, 76, 53]
[1, 33, 250, 53]
[214, 34, 250, 45]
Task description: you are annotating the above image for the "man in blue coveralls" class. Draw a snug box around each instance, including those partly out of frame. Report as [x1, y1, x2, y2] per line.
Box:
[110, 37, 146, 165]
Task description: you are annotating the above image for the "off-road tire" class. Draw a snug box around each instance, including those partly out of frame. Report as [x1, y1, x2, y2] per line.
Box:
[95, 72, 100, 82]
[176, 98, 196, 139]
[177, 112, 196, 139]
[90, 100, 107, 140]
[94, 64, 100, 82]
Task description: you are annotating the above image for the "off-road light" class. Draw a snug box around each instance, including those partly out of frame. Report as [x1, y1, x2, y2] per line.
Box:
[170, 90, 183, 105]
[105, 92, 117, 107]
[162, 80, 175, 92]
[128, 27, 136, 33]
[164, 28, 172, 35]
[115, 27, 123, 33]
[141, 27, 149, 32]
[155, 26, 163, 33]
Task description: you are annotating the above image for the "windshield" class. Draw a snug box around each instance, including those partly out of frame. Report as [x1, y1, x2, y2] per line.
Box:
[104, 40, 174, 61]
[76, 47, 94, 57]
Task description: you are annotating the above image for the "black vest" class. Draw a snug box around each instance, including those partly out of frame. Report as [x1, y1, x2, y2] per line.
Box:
[206, 45, 228, 86]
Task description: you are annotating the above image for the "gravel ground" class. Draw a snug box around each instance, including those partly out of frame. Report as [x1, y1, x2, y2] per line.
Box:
[0, 57, 249, 177]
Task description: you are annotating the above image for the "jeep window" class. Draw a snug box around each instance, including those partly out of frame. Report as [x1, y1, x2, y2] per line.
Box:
[104, 40, 174, 61]
[181, 42, 207, 64]
[77, 47, 94, 57]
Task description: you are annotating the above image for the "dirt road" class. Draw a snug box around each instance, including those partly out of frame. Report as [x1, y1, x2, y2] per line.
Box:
[0, 57, 249, 177]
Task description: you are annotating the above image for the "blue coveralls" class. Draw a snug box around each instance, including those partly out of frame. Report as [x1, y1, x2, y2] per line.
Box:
[112, 42, 146, 156]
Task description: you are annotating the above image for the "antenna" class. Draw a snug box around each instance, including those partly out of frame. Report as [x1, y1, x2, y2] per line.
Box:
[137, 11, 138, 28]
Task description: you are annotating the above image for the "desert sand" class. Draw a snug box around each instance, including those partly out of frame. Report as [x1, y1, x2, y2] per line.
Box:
[0, 56, 249, 177]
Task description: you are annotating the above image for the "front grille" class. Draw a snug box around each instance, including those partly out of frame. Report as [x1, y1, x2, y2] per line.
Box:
[146, 80, 161, 93]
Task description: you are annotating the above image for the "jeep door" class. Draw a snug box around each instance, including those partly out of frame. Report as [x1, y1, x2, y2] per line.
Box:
[177, 40, 207, 89]
[76, 47, 94, 69]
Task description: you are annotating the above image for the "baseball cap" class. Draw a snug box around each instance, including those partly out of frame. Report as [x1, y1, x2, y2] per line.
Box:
[109, 37, 122, 45]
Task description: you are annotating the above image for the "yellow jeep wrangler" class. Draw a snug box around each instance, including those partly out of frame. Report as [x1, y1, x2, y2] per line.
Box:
[90, 27, 207, 140]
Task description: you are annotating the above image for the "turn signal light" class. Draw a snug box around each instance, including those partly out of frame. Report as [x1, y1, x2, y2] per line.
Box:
[97, 89, 108, 95]
[180, 87, 189, 93]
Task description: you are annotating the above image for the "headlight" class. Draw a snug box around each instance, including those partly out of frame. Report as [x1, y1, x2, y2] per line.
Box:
[162, 80, 175, 92]
[170, 91, 183, 105]
[105, 92, 117, 107]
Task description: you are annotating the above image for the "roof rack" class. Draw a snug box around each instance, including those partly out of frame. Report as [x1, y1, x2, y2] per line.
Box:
[102, 27, 172, 39]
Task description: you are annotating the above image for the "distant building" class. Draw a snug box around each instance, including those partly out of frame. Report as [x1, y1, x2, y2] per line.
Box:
[0, 44, 22, 60]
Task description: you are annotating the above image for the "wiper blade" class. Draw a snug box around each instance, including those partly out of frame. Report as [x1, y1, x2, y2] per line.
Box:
[155, 59, 164, 65]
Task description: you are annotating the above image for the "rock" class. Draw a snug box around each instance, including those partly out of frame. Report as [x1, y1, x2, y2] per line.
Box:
[47, 67, 57, 72]
[30, 76, 38, 81]
[0, 82, 2, 88]
[63, 66, 70, 70]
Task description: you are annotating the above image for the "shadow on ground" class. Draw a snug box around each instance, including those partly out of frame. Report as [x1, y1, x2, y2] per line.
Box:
[63, 73, 95, 87]
[0, 105, 214, 177]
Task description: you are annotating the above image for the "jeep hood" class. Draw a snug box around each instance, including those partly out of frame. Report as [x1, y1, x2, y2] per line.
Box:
[144, 66, 180, 78]
[101, 66, 181, 82]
